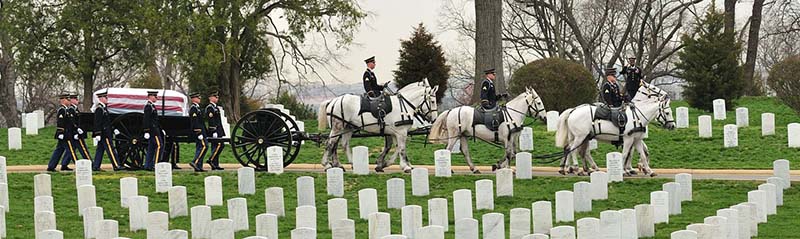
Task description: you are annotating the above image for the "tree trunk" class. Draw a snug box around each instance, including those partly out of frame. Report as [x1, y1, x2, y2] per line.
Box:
[81, 69, 95, 112]
[742, 0, 764, 96]
[472, 0, 504, 104]
[229, 58, 241, 122]
[724, 0, 736, 35]
[0, 50, 20, 127]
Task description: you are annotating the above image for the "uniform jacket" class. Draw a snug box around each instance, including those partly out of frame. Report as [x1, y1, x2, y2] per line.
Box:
[480, 78, 497, 109]
[55, 105, 69, 139]
[621, 65, 643, 93]
[93, 103, 111, 137]
[205, 103, 225, 137]
[602, 81, 624, 107]
[189, 103, 206, 136]
[142, 101, 161, 134]
[363, 68, 383, 96]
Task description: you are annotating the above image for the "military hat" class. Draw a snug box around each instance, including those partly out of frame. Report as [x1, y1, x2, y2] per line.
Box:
[364, 56, 375, 63]
[95, 89, 108, 98]
[189, 92, 202, 98]
[146, 90, 159, 97]
[58, 93, 70, 99]
[68, 93, 79, 99]
[208, 91, 219, 97]
[627, 56, 637, 59]
[605, 68, 617, 76]
[483, 68, 496, 74]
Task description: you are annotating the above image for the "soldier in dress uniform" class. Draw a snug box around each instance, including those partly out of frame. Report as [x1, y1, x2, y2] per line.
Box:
[480, 68, 500, 109]
[601, 68, 624, 107]
[188, 92, 208, 172]
[48, 94, 76, 172]
[142, 90, 163, 171]
[621, 57, 644, 101]
[67, 93, 92, 162]
[205, 91, 224, 170]
[91, 90, 126, 171]
[363, 56, 385, 97]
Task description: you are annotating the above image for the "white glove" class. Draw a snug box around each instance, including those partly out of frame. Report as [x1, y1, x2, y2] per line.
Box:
[114, 129, 120, 135]
[144, 133, 150, 139]
[94, 136, 101, 142]
[213, 132, 218, 138]
[77, 128, 84, 134]
[73, 134, 79, 140]
[162, 130, 166, 136]
[58, 134, 64, 140]
[197, 134, 203, 140]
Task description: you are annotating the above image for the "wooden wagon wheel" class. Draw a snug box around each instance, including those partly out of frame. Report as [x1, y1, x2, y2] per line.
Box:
[230, 109, 301, 171]
[111, 112, 148, 169]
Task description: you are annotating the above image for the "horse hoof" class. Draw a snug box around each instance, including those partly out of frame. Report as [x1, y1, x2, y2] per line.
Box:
[650, 172, 658, 177]
[491, 165, 499, 171]
[403, 168, 412, 173]
[472, 169, 481, 174]
[375, 167, 384, 173]
[339, 166, 347, 172]
[628, 170, 638, 176]
[558, 169, 566, 175]
[577, 171, 587, 176]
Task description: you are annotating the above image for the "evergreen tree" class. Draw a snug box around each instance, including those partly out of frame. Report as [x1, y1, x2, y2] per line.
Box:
[393, 23, 450, 101]
[676, 8, 743, 111]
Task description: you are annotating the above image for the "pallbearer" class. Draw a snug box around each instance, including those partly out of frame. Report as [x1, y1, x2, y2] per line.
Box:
[47, 94, 76, 172]
[67, 93, 92, 161]
[189, 92, 208, 172]
[205, 91, 224, 170]
[91, 90, 127, 171]
[142, 90, 163, 171]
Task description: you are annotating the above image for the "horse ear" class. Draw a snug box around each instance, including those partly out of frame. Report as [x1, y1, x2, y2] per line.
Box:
[431, 85, 439, 94]
[422, 78, 430, 86]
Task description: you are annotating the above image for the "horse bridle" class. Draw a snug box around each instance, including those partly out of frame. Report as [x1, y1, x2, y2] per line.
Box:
[398, 84, 438, 123]
[637, 85, 674, 125]
[505, 92, 545, 119]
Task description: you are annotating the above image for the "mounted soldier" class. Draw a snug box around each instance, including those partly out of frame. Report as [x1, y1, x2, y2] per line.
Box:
[601, 68, 624, 107]
[621, 57, 644, 101]
[363, 56, 387, 98]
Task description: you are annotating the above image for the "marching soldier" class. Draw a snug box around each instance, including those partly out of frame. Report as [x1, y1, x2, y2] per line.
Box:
[480, 68, 500, 109]
[189, 92, 208, 172]
[363, 56, 385, 97]
[602, 68, 624, 107]
[205, 91, 224, 170]
[91, 90, 126, 171]
[621, 57, 644, 101]
[143, 90, 163, 171]
[66, 93, 91, 161]
[48, 94, 76, 172]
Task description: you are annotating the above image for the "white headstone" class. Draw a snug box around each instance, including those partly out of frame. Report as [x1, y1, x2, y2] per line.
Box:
[453, 189, 473, 221]
[546, 111, 559, 132]
[358, 188, 379, 219]
[0, 157, 5, 185]
[675, 173, 693, 202]
[332, 219, 356, 239]
[38, 229, 63, 239]
[83, 206, 103, 239]
[296, 205, 317, 229]
[168, 186, 188, 218]
[510, 208, 531, 239]
[730, 204, 754, 238]
[635, 204, 655, 237]
[434, 149, 452, 177]
[599, 210, 621, 239]
[735, 107, 749, 127]
[353, 146, 370, 175]
[328, 198, 348, 229]
[475, 179, 495, 210]
[210, 219, 235, 239]
[496, 168, 514, 197]
[77, 185, 97, 216]
[703, 216, 727, 239]
[7, 128, 20, 150]
[482, 213, 505, 239]
[190, 206, 211, 239]
[120, 177, 138, 208]
[35, 211, 56, 238]
[524, 234, 549, 239]
[676, 107, 689, 128]
[291, 227, 317, 239]
[686, 223, 712, 239]
[550, 226, 576, 239]
[146, 211, 169, 239]
[381, 235, 406, 239]
[155, 162, 173, 193]
[589, 139, 598, 150]
[716, 209, 740, 239]
[761, 113, 775, 136]
[713, 99, 726, 120]
[606, 153, 624, 182]
[455, 218, 478, 239]
[757, 183, 777, 215]
[227, 198, 249, 231]
[327, 167, 344, 197]
[773, 159, 791, 189]
[590, 172, 608, 200]
[723, 124, 738, 148]
[204, 176, 223, 206]
[368, 212, 391, 239]
[267, 146, 284, 174]
[619, 209, 638, 239]
[237, 167, 256, 195]
[767, 177, 785, 206]
[0, 183, 6, 213]
[128, 196, 148, 231]
[672, 230, 698, 239]
[520, 127, 534, 151]
[256, 213, 279, 239]
[166, 230, 189, 239]
[0, 206, 4, 238]
[555, 191, 574, 222]
[35, 110, 45, 129]
[576, 217, 599, 239]
[747, 190, 768, 223]
[740, 202, 759, 236]
[26, 113, 38, 135]
[516, 152, 533, 179]
[95, 219, 119, 239]
[532, 201, 553, 234]
[417, 225, 445, 239]
[650, 191, 669, 224]
[265, 187, 286, 216]
[573, 182, 591, 212]
[698, 115, 712, 138]
[428, 198, 449, 231]
[401, 205, 423, 238]
[789, 123, 800, 148]
[34, 196, 54, 214]
[297, 176, 316, 207]
[75, 159, 93, 187]
[412, 168, 430, 196]
[663, 182, 682, 215]
[387, 178, 406, 209]
[34, 174, 52, 197]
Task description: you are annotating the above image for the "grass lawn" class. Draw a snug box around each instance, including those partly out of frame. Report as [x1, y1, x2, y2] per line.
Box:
[1, 97, 798, 169]
[6, 171, 799, 238]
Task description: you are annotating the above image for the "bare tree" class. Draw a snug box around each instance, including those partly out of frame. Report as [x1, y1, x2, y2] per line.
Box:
[743, 0, 766, 95]
[0, 0, 21, 127]
[473, 0, 505, 103]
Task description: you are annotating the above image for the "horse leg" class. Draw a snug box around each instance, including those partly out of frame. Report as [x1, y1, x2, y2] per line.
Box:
[621, 138, 637, 176]
[339, 132, 353, 167]
[323, 137, 340, 170]
[460, 136, 479, 173]
[567, 137, 585, 175]
[559, 146, 571, 175]
[637, 141, 656, 176]
[580, 142, 597, 176]
[396, 133, 413, 173]
[376, 136, 393, 170]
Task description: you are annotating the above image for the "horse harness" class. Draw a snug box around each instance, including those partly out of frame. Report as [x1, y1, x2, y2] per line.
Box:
[584, 86, 674, 147]
[460, 95, 542, 143]
[326, 89, 436, 137]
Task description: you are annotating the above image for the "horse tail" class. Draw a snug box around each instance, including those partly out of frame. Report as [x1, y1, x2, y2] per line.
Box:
[427, 109, 451, 144]
[317, 99, 331, 130]
[555, 108, 573, 148]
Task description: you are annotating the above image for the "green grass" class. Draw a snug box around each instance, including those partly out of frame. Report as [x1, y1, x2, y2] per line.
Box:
[6, 171, 799, 238]
[1, 97, 798, 169]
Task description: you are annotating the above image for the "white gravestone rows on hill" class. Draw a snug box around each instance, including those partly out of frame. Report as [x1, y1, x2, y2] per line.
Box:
[520, 127, 534, 151]
[83, 206, 103, 239]
[401, 205, 423, 238]
[34, 174, 52, 197]
[228, 198, 250, 231]
[761, 113, 775, 136]
[297, 176, 316, 207]
[723, 124, 738, 148]
[590, 171, 608, 200]
[327, 167, 344, 197]
[686, 223, 712, 239]
[619, 209, 638, 239]
[120, 177, 138, 208]
[606, 152, 624, 182]
[550, 225, 576, 239]
[747, 190, 768, 223]
[418, 225, 445, 239]
[168, 186, 188, 218]
[35, 211, 56, 239]
[77, 185, 96, 217]
[95, 219, 119, 239]
[34, 196, 54, 214]
[736, 107, 749, 127]
[475, 179, 495, 210]
[412, 168, 430, 196]
[327, 198, 348, 230]
[716, 208, 740, 239]
[26, 113, 39, 135]
[353, 146, 370, 175]
[600, 210, 621, 239]
[757, 183, 777, 215]
[573, 182, 592, 212]
[296, 206, 317, 229]
[7, 128, 21, 150]
[676, 107, 689, 128]
[703, 216, 728, 239]
[238, 167, 256, 195]
[510, 208, 531, 239]
[555, 191, 574, 222]
[496, 169, 514, 197]
[265, 187, 286, 216]
[145, 211, 169, 239]
[532, 201, 553, 234]
[676, 173, 693, 201]
[256, 213, 279, 239]
[698, 115, 712, 138]
[732, 203, 758, 237]
[386, 178, 406, 209]
[368, 212, 391, 239]
[516, 152, 533, 179]
[773, 159, 791, 189]
[546, 111, 560, 132]
[266, 146, 284, 174]
[651, 191, 670, 224]
[452, 189, 473, 222]
[635, 204, 656, 237]
[713, 99, 726, 120]
[190, 205, 212, 238]
[359, 188, 379, 219]
[75, 159, 93, 187]
[577, 217, 599, 239]
[482, 213, 505, 239]
[128, 196, 148, 232]
[204, 176, 223, 206]
[455, 218, 478, 239]
[155, 162, 173, 193]
[789, 123, 800, 148]
[434, 149, 452, 177]
[767, 177, 785, 206]
[663, 182, 682, 215]
[211, 219, 235, 239]
[428, 198, 449, 232]
[331, 219, 356, 239]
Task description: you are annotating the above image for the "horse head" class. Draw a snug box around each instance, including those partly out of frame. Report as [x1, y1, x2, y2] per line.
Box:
[397, 79, 439, 123]
[634, 82, 675, 130]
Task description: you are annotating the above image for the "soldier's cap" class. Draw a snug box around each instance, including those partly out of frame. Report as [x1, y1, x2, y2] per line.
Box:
[364, 56, 375, 63]
[58, 93, 70, 99]
[627, 56, 637, 59]
[605, 68, 617, 76]
[483, 68, 496, 74]
[208, 91, 219, 97]
[95, 90, 108, 98]
[189, 92, 202, 98]
[68, 93, 79, 99]
[146, 90, 159, 96]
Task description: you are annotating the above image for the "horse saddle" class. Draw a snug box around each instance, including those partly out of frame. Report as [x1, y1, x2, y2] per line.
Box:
[359, 94, 393, 120]
[473, 106, 505, 131]
[593, 104, 628, 129]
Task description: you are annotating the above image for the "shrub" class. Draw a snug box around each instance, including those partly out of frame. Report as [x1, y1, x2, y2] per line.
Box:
[767, 55, 800, 113]
[508, 58, 596, 112]
[273, 91, 315, 120]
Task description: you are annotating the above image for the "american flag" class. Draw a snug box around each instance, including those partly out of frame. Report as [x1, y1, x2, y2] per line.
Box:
[91, 88, 188, 116]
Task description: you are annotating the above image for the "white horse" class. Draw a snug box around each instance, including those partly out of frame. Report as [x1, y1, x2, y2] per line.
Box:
[317, 79, 438, 172]
[555, 82, 675, 176]
[427, 87, 547, 173]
